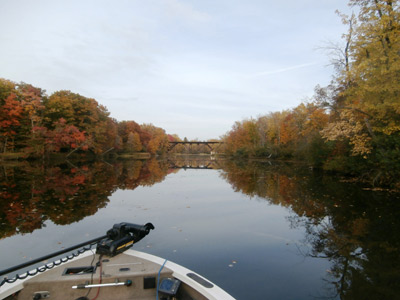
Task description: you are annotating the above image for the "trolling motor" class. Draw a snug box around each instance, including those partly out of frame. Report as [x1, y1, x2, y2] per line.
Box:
[0, 221, 155, 287]
[96, 222, 154, 257]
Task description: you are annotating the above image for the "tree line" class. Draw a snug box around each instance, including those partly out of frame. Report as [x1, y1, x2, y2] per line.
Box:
[222, 0, 400, 188]
[0, 79, 178, 158]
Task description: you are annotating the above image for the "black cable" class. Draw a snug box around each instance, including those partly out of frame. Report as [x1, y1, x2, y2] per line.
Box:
[84, 250, 97, 298]
[90, 255, 103, 300]
[0, 240, 101, 287]
[0, 235, 107, 277]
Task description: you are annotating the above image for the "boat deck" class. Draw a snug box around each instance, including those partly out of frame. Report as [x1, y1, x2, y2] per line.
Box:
[4, 251, 206, 300]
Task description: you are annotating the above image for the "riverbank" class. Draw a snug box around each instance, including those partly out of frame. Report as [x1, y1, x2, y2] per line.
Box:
[1, 151, 398, 190]
[116, 152, 151, 159]
[0, 152, 27, 160]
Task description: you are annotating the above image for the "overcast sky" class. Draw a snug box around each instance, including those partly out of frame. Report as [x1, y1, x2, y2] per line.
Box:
[0, 0, 351, 140]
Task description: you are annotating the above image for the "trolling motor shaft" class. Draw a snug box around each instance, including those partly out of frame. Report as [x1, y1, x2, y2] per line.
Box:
[0, 222, 154, 279]
[96, 222, 154, 257]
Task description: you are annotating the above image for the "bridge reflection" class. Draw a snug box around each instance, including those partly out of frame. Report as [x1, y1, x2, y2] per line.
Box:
[168, 156, 223, 170]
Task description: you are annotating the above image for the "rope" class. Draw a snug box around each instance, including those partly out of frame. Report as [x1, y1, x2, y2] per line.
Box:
[0, 242, 98, 287]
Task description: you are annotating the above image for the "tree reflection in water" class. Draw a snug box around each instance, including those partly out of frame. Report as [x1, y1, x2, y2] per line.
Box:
[220, 160, 400, 300]
[0, 158, 399, 299]
[0, 159, 172, 237]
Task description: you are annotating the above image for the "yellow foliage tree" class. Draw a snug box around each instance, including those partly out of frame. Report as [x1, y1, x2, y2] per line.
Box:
[323, 0, 400, 157]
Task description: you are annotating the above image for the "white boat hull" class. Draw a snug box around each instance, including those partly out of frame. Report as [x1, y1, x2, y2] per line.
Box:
[0, 249, 235, 300]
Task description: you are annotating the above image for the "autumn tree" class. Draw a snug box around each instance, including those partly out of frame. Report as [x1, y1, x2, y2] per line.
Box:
[223, 119, 258, 157]
[43, 90, 114, 153]
[17, 83, 46, 131]
[126, 131, 142, 152]
[141, 123, 169, 155]
[118, 121, 143, 153]
[320, 0, 400, 184]
[222, 106, 328, 161]
[0, 79, 24, 152]
[91, 117, 118, 154]
[45, 118, 87, 153]
[16, 83, 46, 156]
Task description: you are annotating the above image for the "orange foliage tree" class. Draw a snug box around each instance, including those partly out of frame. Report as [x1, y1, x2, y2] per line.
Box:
[0, 78, 178, 158]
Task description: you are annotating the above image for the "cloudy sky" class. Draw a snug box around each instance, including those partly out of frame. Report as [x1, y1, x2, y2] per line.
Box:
[0, 0, 351, 140]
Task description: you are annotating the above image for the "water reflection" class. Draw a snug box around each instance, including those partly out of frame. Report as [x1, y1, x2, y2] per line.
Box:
[219, 160, 400, 299]
[0, 159, 172, 237]
[167, 156, 223, 170]
[1, 158, 399, 299]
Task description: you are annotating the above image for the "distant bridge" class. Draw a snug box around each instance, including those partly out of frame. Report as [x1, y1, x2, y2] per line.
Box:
[168, 141, 223, 151]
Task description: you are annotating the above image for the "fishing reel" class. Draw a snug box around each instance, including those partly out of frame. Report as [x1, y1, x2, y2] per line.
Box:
[96, 222, 154, 257]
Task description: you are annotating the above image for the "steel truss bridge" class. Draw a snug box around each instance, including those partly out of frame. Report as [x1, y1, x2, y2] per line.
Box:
[168, 141, 223, 152]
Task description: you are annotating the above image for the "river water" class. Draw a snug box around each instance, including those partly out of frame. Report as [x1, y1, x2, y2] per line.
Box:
[0, 157, 399, 299]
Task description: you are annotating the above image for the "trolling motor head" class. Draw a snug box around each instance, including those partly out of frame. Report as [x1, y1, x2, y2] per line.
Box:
[96, 222, 154, 257]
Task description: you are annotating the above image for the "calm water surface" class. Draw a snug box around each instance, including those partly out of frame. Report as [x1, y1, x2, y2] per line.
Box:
[0, 158, 399, 299]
